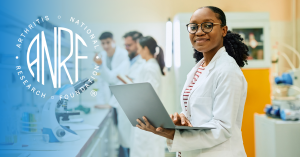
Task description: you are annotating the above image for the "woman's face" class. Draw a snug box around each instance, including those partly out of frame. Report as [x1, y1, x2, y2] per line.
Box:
[189, 8, 227, 53]
[137, 42, 148, 59]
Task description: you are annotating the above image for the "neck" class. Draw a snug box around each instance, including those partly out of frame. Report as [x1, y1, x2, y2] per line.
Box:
[145, 54, 154, 62]
[202, 45, 223, 67]
[129, 52, 138, 60]
[107, 47, 116, 57]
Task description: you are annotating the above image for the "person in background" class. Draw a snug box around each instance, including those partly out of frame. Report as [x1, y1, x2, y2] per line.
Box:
[130, 36, 165, 157]
[93, 32, 130, 106]
[109, 31, 146, 157]
[93, 32, 131, 157]
[94, 32, 130, 84]
[123, 31, 145, 82]
[135, 6, 248, 157]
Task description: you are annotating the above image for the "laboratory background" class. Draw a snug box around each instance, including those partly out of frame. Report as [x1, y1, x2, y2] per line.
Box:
[0, 0, 300, 157]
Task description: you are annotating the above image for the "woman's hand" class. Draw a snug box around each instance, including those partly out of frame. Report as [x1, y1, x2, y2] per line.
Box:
[136, 116, 175, 140]
[170, 112, 192, 127]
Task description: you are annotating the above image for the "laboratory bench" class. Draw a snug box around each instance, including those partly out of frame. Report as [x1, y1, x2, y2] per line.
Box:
[255, 113, 300, 157]
[0, 107, 116, 157]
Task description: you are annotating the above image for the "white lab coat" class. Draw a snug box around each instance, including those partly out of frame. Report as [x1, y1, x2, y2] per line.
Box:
[167, 47, 248, 157]
[95, 77, 110, 105]
[97, 46, 130, 87]
[128, 55, 146, 82]
[113, 55, 146, 149]
[96, 46, 129, 105]
[96, 46, 131, 148]
[130, 58, 165, 157]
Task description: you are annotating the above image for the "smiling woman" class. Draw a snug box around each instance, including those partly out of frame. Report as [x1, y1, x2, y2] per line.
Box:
[136, 6, 249, 157]
[190, 7, 249, 67]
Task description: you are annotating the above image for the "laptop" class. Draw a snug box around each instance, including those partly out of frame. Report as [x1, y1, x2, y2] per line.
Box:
[109, 82, 215, 130]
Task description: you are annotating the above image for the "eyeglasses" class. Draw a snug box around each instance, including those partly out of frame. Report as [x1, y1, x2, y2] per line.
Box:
[186, 22, 222, 34]
[125, 44, 132, 48]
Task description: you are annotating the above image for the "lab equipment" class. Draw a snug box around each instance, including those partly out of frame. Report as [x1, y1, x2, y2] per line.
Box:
[42, 78, 95, 142]
[266, 42, 300, 121]
[275, 73, 293, 85]
[264, 105, 281, 118]
[280, 109, 300, 121]
[20, 112, 38, 133]
[74, 105, 91, 114]
[264, 100, 300, 120]
[109, 83, 215, 130]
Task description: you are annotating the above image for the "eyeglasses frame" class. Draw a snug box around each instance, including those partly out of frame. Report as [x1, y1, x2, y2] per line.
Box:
[186, 22, 223, 34]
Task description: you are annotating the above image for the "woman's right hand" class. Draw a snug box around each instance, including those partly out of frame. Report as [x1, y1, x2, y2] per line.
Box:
[170, 112, 192, 127]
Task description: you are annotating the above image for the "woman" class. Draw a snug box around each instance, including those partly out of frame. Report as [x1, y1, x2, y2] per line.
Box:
[130, 36, 166, 157]
[136, 6, 249, 157]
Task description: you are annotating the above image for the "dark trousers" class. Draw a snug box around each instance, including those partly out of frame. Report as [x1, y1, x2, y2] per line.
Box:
[118, 145, 130, 157]
[113, 108, 130, 157]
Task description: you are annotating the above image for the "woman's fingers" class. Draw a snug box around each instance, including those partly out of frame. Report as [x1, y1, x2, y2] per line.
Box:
[173, 112, 181, 125]
[170, 114, 174, 120]
[179, 114, 186, 125]
[156, 127, 163, 132]
[136, 119, 145, 127]
[170, 114, 177, 125]
[142, 116, 150, 127]
[156, 127, 167, 135]
[136, 124, 142, 129]
[186, 119, 193, 127]
[174, 112, 180, 120]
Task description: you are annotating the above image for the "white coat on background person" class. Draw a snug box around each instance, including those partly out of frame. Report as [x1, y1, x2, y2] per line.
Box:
[97, 46, 130, 88]
[167, 47, 248, 157]
[112, 55, 146, 150]
[128, 55, 146, 82]
[96, 47, 129, 106]
[130, 36, 166, 157]
[130, 58, 165, 157]
[96, 46, 131, 148]
[108, 54, 146, 149]
[95, 52, 111, 105]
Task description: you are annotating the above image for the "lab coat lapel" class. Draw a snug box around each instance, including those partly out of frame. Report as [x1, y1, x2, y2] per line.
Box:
[180, 59, 204, 113]
[188, 47, 225, 98]
[111, 47, 121, 69]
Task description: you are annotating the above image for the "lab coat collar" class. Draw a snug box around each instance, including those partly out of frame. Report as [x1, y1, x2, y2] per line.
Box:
[187, 46, 226, 79]
[147, 58, 157, 64]
[183, 46, 227, 111]
[130, 54, 141, 66]
[198, 46, 226, 72]
[181, 47, 227, 114]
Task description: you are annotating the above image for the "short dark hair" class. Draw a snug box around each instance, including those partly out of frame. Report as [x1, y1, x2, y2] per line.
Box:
[123, 31, 143, 41]
[99, 32, 113, 40]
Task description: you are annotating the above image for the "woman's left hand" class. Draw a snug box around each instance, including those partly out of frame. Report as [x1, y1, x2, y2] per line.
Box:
[136, 116, 175, 140]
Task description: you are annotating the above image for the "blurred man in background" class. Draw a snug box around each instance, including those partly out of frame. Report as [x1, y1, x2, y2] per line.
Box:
[93, 32, 130, 157]
[111, 31, 146, 157]
[123, 31, 145, 82]
[93, 32, 130, 105]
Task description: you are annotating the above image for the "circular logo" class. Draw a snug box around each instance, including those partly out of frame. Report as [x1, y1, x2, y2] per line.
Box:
[15, 15, 100, 99]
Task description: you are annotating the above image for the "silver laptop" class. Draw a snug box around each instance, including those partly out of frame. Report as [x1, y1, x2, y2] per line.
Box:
[109, 82, 215, 130]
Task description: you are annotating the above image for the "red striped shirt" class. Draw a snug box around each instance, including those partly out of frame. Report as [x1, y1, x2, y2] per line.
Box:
[183, 62, 205, 112]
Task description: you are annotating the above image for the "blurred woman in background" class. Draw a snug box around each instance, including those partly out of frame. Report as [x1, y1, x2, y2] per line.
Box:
[130, 36, 165, 157]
